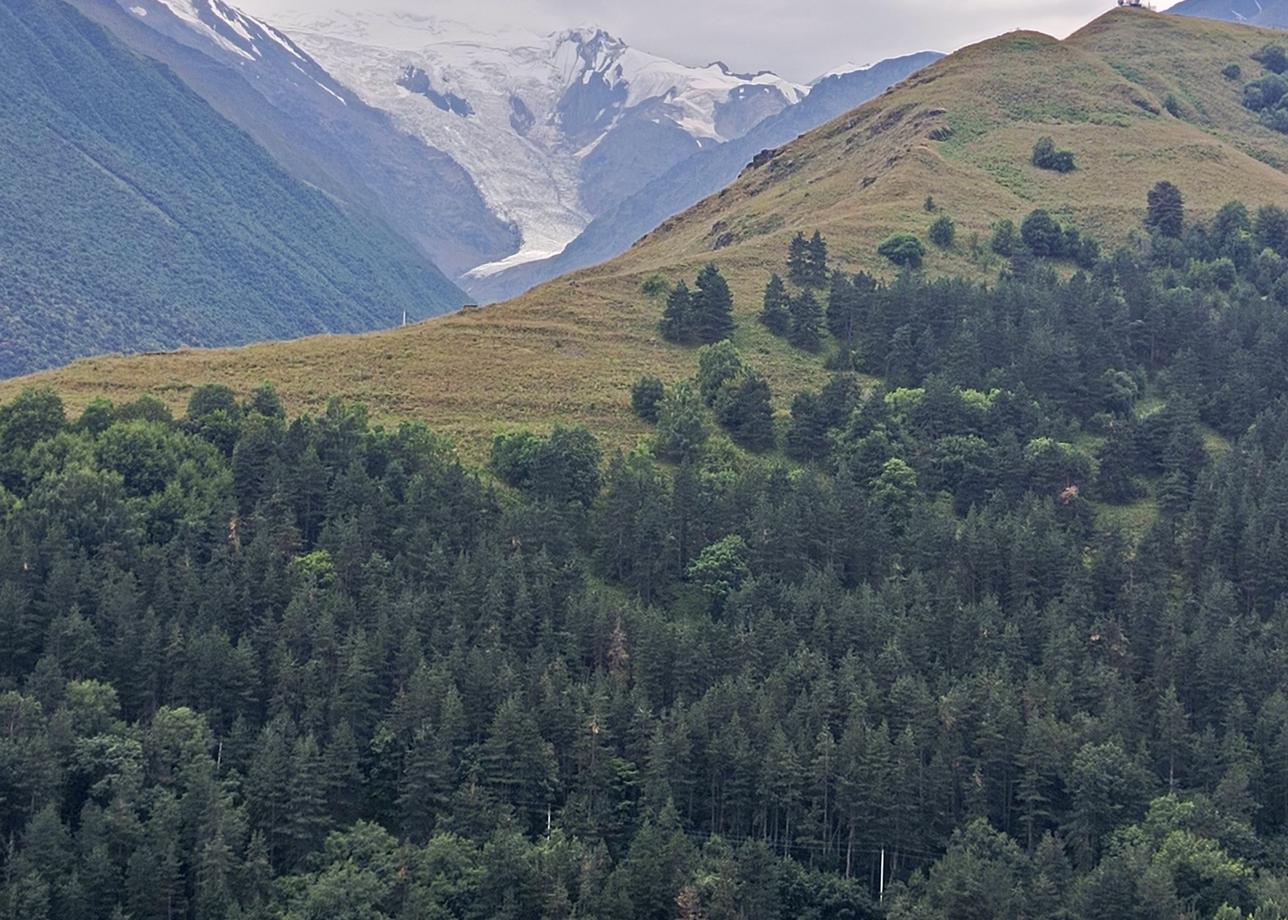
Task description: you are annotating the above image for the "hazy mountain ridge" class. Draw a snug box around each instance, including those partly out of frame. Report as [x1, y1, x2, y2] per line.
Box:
[0, 0, 466, 378]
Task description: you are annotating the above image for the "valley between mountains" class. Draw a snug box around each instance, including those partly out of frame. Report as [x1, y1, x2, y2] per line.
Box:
[16, 7, 1288, 459]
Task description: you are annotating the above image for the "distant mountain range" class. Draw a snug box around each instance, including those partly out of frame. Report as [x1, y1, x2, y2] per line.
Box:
[1, 0, 941, 376]
[86, 0, 939, 299]
[70, 0, 519, 278]
[253, 10, 811, 280]
[1170, 0, 1288, 28]
[0, 0, 466, 378]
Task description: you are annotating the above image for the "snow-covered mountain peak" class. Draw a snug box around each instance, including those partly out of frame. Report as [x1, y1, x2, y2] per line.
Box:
[241, 6, 812, 273]
[811, 61, 875, 84]
[144, 0, 306, 63]
[93, 0, 940, 296]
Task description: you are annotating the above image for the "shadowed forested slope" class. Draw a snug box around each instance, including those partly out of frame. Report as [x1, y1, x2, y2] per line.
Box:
[0, 0, 467, 378]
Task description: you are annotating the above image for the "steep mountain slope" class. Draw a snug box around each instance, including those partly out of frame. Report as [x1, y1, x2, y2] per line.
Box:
[0, 0, 468, 379]
[16, 8, 1288, 454]
[104, 0, 936, 291]
[68, 0, 518, 277]
[257, 9, 810, 276]
[1171, 0, 1288, 28]
[469, 52, 943, 303]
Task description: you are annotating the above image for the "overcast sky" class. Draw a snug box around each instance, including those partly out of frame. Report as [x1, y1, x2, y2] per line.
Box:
[241, 0, 1186, 82]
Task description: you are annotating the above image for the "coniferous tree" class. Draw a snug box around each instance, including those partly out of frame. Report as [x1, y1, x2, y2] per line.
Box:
[1021, 209, 1065, 257]
[787, 392, 827, 462]
[692, 264, 735, 344]
[1146, 181, 1185, 239]
[715, 373, 775, 452]
[825, 271, 854, 341]
[760, 274, 791, 335]
[632, 377, 666, 423]
[660, 281, 694, 344]
[787, 232, 810, 287]
[929, 215, 956, 248]
[788, 291, 824, 352]
[806, 231, 830, 287]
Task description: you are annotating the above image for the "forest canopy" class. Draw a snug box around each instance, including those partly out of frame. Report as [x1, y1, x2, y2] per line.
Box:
[4, 191, 1288, 919]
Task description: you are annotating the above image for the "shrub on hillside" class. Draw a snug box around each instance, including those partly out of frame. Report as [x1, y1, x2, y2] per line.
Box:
[1021, 210, 1065, 257]
[991, 219, 1018, 257]
[1243, 74, 1288, 112]
[1254, 43, 1288, 75]
[1032, 136, 1076, 173]
[631, 376, 665, 422]
[929, 215, 956, 249]
[878, 233, 926, 268]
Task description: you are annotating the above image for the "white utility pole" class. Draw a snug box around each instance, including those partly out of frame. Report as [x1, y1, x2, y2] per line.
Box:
[879, 848, 886, 901]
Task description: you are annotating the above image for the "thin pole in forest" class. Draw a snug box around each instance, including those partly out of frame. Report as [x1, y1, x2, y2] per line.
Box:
[879, 848, 886, 901]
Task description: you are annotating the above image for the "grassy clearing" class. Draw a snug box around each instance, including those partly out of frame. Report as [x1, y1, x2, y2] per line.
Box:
[1095, 495, 1161, 540]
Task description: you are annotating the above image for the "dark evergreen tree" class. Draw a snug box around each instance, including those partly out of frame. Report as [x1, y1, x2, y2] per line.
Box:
[1146, 181, 1185, 239]
[929, 215, 956, 249]
[806, 231, 830, 287]
[760, 274, 791, 336]
[659, 281, 694, 344]
[1021, 209, 1065, 257]
[715, 373, 775, 452]
[632, 377, 666, 423]
[787, 232, 811, 287]
[788, 291, 825, 352]
[692, 264, 735, 344]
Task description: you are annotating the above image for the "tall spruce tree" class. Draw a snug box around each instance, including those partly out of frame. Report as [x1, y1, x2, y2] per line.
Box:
[1146, 181, 1185, 239]
[789, 291, 824, 352]
[760, 274, 791, 336]
[692, 264, 735, 344]
[806, 231, 830, 286]
[659, 281, 694, 344]
[787, 232, 810, 287]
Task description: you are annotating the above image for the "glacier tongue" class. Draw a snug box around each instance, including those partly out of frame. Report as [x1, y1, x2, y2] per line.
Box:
[234, 7, 807, 273]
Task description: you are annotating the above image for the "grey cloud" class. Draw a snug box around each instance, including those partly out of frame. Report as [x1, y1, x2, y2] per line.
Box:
[240, 0, 1183, 81]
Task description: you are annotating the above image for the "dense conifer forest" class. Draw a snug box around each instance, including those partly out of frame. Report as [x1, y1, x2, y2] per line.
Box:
[6, 188, 1288, 918]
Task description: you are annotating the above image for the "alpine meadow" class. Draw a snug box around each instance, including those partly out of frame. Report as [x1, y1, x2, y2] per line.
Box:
[7, 1, 1288, 919]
